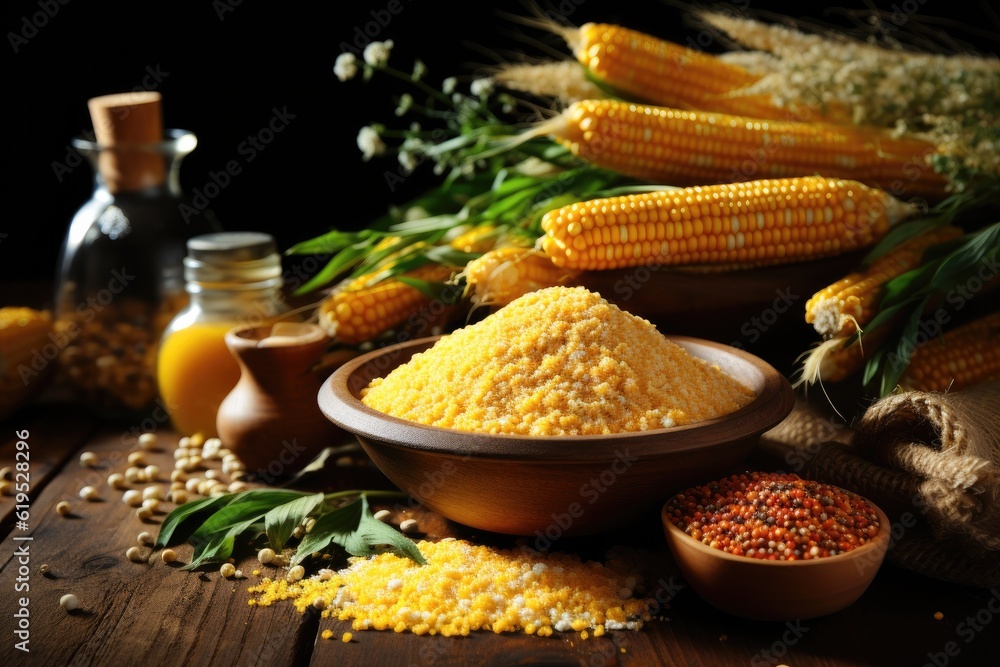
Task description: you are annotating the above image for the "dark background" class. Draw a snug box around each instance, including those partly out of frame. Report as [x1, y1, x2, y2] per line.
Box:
[4, 0, 998, 298]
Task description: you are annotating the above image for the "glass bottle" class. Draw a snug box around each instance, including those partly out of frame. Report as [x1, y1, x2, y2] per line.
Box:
[156, 232, 296, 438]
[54, 93, 221, 418]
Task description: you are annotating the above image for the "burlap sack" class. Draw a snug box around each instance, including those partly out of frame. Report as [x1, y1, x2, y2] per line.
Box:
[760, 382, 1000, 588]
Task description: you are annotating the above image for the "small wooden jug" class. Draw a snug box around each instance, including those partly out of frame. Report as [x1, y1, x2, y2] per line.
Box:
[216, 322, 343, 478]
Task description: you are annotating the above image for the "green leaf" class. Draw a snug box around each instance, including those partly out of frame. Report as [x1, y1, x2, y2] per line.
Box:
[880, 223, 1000, 309]
[860, 300, 912, 337]
[188, 491, 308, 547]
[285, 230, 360, 256]
[878, 296, 931, 396]
[292, 495, 425, 567]
[423, 246, 480, 266]
[182, 490, 309, 570]
[294, 241, 377, 296]
[491, 174, 539, 197]
[879, 262, 937, 308]
[392, 276, 463, 304]
[155, 494, 236, 548]
[264, 492, 325, 552]
[479, 186, 545, 220]
[388, 214, 464, 234]
[861, 346, 885, 388]
[350, 243, 445, 285]
[861, 218, 944, 265]
[393, 276, 442, 299]
[860, 219, 1000, 396]
[352, 235, 433, 278]
[184, 535, 237, 570]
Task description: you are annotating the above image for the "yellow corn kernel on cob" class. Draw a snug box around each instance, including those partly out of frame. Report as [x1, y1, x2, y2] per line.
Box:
[530, 99, 949, 201]
[0, 307, 54, 419]
[558, 22, 847, 123]
[540, 176, 917, 271]
[900, 312, 1000, 392]
[318, 264, 455, 345]
[462, 246, 579, 306]
[449, 225, 500, 254]
[805, 225, 964, 339]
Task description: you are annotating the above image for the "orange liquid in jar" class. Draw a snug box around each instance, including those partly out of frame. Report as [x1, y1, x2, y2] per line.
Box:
[156, 322, 242, 438]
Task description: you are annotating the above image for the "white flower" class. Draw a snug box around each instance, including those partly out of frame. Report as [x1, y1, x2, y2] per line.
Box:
[398, 151, 418, 174]
[356, 126, 386, 161]
[404, 206, 429, 221]
[333, 52, 358, 82]
[412, 59, 427, 81]
[470, 78, 494, 97]
[363, 40, 394, 67]
[442, 77, 457, 95]
[395, 93, 413, 117]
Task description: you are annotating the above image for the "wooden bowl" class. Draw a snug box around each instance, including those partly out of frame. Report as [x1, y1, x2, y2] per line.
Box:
[318, 335, 795, 537]
[575, 250, 870, 343]
[662, 494, 891, 621]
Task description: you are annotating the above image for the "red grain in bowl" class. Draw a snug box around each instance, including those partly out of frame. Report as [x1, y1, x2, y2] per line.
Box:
[664, 472, 880, 560]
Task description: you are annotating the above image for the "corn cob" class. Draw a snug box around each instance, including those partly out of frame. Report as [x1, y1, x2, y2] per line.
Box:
[449, 225, 500, 254]
[805, 225, 964, 339]
[540, 176, 917, 271]
[318, 264, 456, 345]
[792, 320, 896, 389]
[899, 312, 1000, 392]
[559, 23, 848, 123]
[462, 246, 579, 306]
[796, 337, 867, 386]
[0, 307, 54, 419]
[529, 99, 949, 200]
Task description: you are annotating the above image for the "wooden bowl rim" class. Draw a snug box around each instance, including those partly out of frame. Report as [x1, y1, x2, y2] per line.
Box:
[661, 490, 891, 568]
[318, 334, 795, 461]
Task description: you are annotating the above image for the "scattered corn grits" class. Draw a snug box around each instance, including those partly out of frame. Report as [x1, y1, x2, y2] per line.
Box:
[360, 286, 755, 434]
[247, 538, 651, 637]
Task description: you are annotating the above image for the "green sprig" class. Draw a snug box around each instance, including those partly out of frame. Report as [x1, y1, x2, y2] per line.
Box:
[155, 489, 421, 571]
[860, 221, 1000, 395]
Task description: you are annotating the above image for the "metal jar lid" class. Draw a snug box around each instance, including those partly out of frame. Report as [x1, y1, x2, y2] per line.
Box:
[184, 232, 282, 288]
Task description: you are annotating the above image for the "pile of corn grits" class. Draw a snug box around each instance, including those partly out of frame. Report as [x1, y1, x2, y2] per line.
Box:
[248, 538, 653, 638]
[360, 286, 755, 435]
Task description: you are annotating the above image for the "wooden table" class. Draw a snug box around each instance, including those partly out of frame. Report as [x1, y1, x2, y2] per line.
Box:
[3, 401, 999, 667]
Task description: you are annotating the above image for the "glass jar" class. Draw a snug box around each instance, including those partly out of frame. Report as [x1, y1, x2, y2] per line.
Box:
[156, 232, 296, 438]
[53, 129, 222, 418]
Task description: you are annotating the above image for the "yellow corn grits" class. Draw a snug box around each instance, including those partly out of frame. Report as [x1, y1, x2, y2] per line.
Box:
[361, 286, 754, 435]
[247, 538, 651, 637]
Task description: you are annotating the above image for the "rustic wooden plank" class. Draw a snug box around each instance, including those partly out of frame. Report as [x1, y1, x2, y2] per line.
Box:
[305, 500, 1000, 667]
[0, 426, 310, 666]
[653, 562, 1000, 667]
[5, 421, 999, 666]
[0, 402, 97, 531]
[312, 621, 633, 666]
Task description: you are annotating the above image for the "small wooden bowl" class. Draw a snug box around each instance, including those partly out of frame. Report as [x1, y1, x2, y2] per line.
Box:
[662, 494, 891, 621]
[318, 335, 795, 536]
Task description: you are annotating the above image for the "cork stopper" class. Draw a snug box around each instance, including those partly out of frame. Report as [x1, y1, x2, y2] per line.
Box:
[86, 91, 165, 193]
